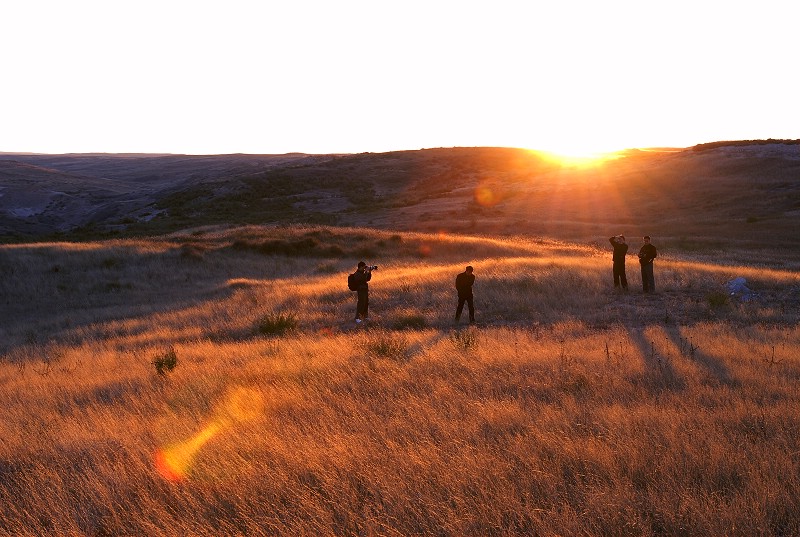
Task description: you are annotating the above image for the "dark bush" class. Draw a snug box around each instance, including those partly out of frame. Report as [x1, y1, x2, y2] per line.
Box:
[360, 332, 408, 361]
[230, 238, 345, 258]
[179, 243, 207, 260]
[256, 313, 298, 336]
[392, 314, 427, 331]
[153, 348, 178, 375]
[706, 291, 729, 308]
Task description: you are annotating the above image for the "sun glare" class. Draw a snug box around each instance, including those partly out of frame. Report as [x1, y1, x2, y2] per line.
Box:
[155, 386, 265, 482]
[533, 145, 626, 168]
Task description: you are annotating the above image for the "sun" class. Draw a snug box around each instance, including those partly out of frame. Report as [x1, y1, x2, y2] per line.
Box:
[530, 142, 628, 168]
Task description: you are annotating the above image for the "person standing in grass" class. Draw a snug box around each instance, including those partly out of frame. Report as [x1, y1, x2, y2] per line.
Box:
[609, 235, 628, 289]
[454, 265, 476, 324]
[638, 235, 658, 293]
[352, 261, 372, 323]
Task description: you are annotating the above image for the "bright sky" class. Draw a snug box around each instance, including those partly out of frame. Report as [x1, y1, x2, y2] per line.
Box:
[2, 0, 797, 156]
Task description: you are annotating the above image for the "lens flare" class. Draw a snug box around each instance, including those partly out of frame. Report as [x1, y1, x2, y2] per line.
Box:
[155, 423, 221, 482]
[474, 186, 499, 207]
[155, 386, 264, 482]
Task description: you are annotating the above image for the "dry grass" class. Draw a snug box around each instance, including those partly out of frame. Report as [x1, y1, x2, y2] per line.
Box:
[1, 224, 799, 536]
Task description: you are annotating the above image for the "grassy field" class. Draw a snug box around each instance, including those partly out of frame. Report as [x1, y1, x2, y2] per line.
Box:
[1, 224, 799, 536]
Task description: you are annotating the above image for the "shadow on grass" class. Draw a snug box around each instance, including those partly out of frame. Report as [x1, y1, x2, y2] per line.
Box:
[627, 327, 687, 393]
[663, 325, 738, 387]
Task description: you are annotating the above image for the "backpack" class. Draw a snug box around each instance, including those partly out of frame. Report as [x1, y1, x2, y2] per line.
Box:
[347, 272, 359, 291]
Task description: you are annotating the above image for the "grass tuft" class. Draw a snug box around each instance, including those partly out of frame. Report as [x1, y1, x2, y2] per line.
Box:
[152, 347, 178, 375]
[256, 313, 299, 336]
[392, 313, 427, 331]
[450, 327, 479, 352]
[360, 331, 409, 360]
[706, 290, 730, 308]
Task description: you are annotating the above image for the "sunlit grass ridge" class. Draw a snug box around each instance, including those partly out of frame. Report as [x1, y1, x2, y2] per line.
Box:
[1, 224, 799, 535]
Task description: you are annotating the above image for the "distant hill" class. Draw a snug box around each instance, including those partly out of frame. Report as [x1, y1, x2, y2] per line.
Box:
[692, 139, 800, 151]
[0, 153, 334, 238]
[2, 144, 799, 255]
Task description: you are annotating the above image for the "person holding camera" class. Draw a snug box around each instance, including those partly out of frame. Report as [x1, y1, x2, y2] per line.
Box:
[454, 265, 476, 324]
[609, 234, 628, 290]
[352, 261, 375, 323]
[638, 235, 658, 293]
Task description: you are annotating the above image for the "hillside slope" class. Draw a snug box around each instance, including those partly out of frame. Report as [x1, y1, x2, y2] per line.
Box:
[2, 144, 799, 257]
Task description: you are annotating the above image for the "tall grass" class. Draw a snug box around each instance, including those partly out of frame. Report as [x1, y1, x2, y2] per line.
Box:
[1, 224, 799, 535]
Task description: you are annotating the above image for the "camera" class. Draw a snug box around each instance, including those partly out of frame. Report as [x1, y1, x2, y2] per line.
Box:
[366, 265, 378, 271]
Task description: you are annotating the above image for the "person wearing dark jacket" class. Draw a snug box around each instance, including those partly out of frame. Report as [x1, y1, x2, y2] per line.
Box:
[638, 236, 658, 293]
[352, 261, 372, 323]
[454, 266, 476, 324]
[609, 235, 628, 289]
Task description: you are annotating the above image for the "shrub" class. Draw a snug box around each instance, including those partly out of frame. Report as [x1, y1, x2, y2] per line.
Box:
[360, 331, 408, 361]
[152, 347, 178, 375]
[392, 314, 427, 331]
[101, 257, 121, 269]
[450, 328, 479, 352]
[230, 239, 258, 252]
[256, 313, 298, 336]
[179, 243, 206, 260]
[706, 291, 729, 308]
[103, 281, 133, 293]
[230, 238, 344, 258]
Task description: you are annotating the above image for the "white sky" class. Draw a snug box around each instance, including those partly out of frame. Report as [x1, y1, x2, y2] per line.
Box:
[2, 0, 797, 156]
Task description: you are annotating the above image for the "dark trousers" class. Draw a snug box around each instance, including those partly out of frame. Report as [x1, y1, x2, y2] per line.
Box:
[356, 289, 369, 319]
[455, 294, 474, 322]
[641, 263, 655, 292]
[613, 262, 627, 288]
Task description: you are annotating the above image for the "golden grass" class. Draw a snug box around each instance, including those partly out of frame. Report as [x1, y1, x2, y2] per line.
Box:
[1, 225, 799, 535]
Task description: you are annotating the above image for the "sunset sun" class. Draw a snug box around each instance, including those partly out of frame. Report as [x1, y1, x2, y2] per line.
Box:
[532, 144, 627, 168]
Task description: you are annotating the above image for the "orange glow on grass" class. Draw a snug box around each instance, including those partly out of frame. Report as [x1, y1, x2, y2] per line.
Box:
[155, 387, 265, 482]
[319, 326, 335, 336]
[156, 423, 221, 482]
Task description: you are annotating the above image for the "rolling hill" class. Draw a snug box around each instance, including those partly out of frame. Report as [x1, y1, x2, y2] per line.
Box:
[2, 143, 799, 260]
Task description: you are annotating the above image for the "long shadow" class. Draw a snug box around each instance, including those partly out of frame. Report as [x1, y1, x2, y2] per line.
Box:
[626, 326, 687, 393]
[404, 329, 457, 360]
[0, 286, 241, 359]
[662, 325, 738, 387]
[0, 244, 301, 358]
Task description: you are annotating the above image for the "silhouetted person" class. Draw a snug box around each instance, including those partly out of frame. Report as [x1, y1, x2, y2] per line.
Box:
[609, 235, 628, 289]
[638, 235, 657, 293]
[454, 265, 475, 324]
[352, 261, 372, 323]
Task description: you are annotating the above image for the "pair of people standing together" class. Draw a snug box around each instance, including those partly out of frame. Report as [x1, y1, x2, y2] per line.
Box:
[609, 235, 658, 292]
